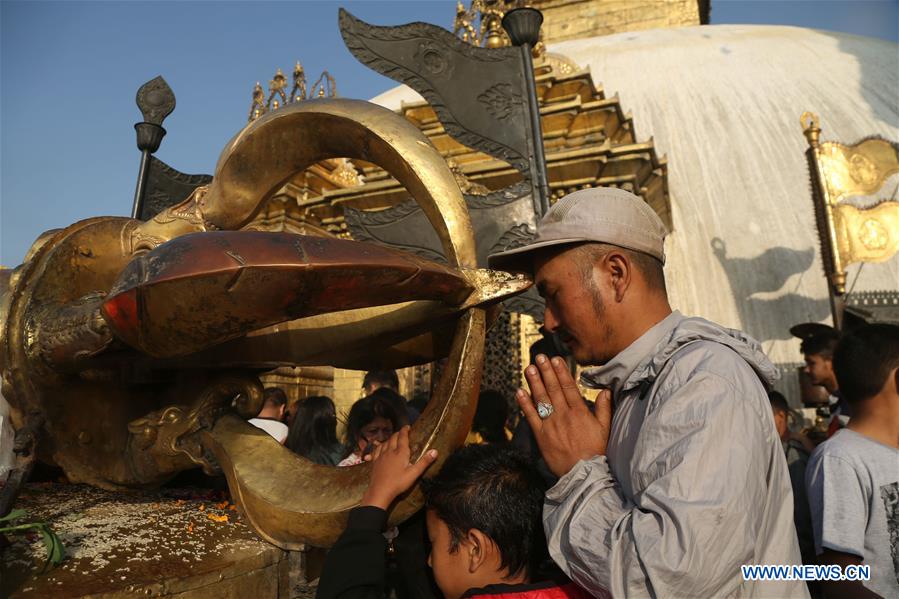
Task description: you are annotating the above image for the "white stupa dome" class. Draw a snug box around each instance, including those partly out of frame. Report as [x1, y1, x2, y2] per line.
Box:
[372, 25, 899, 375]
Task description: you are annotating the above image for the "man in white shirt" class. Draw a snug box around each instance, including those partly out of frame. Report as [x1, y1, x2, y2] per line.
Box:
[248, 387, 289, 444]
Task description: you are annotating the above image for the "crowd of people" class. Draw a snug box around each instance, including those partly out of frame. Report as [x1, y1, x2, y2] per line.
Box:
[247, 188, 898, 599]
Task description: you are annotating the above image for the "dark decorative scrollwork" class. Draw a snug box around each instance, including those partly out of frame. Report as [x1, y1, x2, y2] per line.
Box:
[345, 180, 539, 287]
[140, 156, 213, 221]
[478, 83, 522, 121]
[489, 223, 537, 254]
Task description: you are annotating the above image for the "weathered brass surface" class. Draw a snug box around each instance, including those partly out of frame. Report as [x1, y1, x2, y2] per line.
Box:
[0, 98, 529, 547]
[801, 112, 899, 297]
[102, 231, 475, 357]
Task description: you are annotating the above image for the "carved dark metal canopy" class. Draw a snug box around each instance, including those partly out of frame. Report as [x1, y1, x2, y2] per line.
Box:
[339, 8, 545, 216]
[339, 8, 547, 318]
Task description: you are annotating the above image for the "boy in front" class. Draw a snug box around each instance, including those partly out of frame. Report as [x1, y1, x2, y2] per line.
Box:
[806, 324, 899, 598]
[316, 427, 592, 599]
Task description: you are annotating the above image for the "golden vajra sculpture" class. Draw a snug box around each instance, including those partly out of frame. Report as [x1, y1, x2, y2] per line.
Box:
[0, 99, 529, 548]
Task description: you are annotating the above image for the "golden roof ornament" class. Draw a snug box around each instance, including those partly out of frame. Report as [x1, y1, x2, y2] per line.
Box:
[311, 71, 337, 99]
[268, 68, 288, 106]
[453, 0, 513, 47]
[291, 61, 307, 102]
[453, 1, 550, 59]
[248, 82, 266, 121]
[248, 63, 339, 122]
[483, 10, 506, 48]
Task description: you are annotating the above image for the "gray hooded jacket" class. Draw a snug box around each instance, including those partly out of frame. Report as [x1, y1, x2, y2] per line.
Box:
[544, 311, 809, 598]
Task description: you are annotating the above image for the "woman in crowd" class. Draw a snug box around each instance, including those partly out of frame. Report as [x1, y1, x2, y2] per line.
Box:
[285, 395, 343, 466]
[338, 394, 400, 467]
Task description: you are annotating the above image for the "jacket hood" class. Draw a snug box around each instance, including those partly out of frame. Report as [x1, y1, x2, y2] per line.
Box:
[581, 313, 779, 395]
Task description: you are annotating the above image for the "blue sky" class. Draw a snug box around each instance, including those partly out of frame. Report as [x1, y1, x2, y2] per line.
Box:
[2, 0, 897, 265]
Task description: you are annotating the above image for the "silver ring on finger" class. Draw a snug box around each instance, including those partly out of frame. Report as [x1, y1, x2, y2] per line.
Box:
[536, 401, 554, 419]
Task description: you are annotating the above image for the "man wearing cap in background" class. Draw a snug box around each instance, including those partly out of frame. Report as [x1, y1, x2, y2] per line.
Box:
[489, 188, 807, 598]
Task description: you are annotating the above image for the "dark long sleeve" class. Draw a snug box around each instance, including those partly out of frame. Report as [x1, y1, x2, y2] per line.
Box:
[316, 506, 388, 599]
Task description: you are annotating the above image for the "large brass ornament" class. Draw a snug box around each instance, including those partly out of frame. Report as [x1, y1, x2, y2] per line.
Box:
[0, 99, 529, 547]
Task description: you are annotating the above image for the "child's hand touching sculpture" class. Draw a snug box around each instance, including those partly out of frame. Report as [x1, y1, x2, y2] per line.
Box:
[360, 426, 438, 510]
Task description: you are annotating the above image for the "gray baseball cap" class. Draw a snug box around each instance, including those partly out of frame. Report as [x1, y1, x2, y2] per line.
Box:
[487, 187, 667, 273]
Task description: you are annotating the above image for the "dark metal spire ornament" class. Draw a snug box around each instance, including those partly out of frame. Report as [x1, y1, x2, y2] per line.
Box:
[502, 8, 549, 215]
[136, 76, 176, 125]
[339, 7, 550, 317]
[132, 76, 176, 219]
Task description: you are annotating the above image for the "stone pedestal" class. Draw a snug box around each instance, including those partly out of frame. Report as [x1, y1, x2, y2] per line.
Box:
[0, 483, 308, 598]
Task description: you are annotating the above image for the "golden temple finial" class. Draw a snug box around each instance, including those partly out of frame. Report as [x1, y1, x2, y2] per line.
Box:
[800, 111, 821, 148]
[453, 0, 517, 48]
[483, 10, 506, 48]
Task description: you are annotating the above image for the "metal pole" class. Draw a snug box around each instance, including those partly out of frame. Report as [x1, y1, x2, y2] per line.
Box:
[502, 8, 550, 218]
[131, 77, 175, 220]
[519, 43, 550, 216]
[829, 291, 845, 331]
[132, 148, 153, 219]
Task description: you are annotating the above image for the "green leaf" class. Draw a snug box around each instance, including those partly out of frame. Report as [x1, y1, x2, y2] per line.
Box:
[0, 508, 27, 523]
[37, 524, 65, 570]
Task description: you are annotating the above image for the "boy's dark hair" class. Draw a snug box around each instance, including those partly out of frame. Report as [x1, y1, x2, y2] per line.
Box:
[833, 323, 899, 403]
[343, 394, 400, 456]
[800, 330, 840, 358]
[768, 390, 790, 414]
[363, 370, 399, 391]
[421, 444, 548, 580]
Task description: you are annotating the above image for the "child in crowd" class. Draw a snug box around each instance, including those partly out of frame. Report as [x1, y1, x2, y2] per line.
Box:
[805, 324, 899, 599]
[317, 427, 594, 599]
[286, 395, 344, 466]
[338, 394, 400, 467]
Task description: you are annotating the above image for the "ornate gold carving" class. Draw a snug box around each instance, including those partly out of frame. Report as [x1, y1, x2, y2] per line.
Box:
[127, 375, 264, 479]
[447, 158, 489, 196]
[330, 158, 361, 187]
